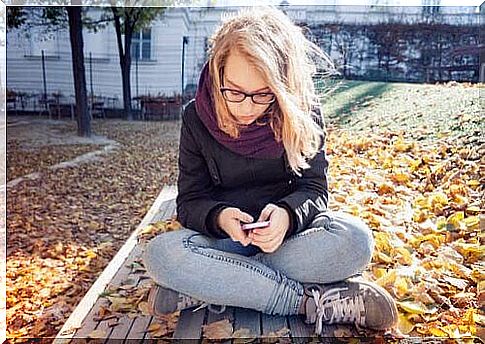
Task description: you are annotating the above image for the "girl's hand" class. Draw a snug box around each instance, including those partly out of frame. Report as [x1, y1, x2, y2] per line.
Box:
[249, 203, 290, 253]
[217, 207, 254, 246]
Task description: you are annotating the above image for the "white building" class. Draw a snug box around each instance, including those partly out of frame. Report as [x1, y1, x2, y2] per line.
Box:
[6, 4, 480, 110]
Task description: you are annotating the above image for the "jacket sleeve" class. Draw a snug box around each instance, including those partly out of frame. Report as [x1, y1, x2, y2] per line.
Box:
[276, 149, 329, 236]
[176, 111, 230, 239]
[276, 138, 329, 236]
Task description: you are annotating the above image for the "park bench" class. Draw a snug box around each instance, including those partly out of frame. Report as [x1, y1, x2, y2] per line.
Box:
[55, 185, 368, 343]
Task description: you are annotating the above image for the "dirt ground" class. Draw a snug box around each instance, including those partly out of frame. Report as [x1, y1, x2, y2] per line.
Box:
[5, 81, 484, 340]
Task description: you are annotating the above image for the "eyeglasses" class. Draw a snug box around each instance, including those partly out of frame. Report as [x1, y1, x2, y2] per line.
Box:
[219, 87, 276, 105]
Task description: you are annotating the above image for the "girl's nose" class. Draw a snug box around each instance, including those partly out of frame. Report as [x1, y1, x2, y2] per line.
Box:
[238, 97, 256, 115]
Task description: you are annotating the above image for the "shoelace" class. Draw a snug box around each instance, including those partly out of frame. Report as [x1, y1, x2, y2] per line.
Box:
[177, 293, 204, 310]
[177, 294, 227, 314]
[311, 287, 366, 335]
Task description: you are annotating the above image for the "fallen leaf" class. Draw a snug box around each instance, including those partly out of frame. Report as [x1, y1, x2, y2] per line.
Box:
[88, 329, 107, 338]
[397, 314, 415, 334]
[202, 319, 233, 339]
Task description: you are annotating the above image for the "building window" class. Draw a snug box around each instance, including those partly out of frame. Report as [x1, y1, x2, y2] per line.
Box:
[131, 28, 151, 61]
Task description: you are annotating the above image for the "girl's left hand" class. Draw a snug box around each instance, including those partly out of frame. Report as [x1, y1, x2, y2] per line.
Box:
[248, 203, 290, 253]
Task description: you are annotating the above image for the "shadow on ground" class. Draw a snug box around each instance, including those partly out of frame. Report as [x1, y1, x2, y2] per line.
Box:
[321, 81, 391, 126]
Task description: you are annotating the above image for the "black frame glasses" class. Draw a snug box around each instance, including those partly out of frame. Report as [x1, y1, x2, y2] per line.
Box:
[219, 87, 276, 105]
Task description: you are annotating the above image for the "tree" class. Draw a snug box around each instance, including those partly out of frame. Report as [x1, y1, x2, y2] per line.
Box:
[67, 6, 91, 136]
[7, 6, 91, 136]
[107, 7, 166, 121]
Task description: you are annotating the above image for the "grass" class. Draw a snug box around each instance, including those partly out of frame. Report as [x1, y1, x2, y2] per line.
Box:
[318, 79, 483, 148]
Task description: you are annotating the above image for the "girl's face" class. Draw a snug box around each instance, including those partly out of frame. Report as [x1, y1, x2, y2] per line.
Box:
[222, 50, 275, 125]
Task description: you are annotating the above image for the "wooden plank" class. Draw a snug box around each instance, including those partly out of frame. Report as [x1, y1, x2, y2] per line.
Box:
[124, 268, 155, 341]
[125, 314, 151, 341]
[55, 186, 177, 343]
[233, 308, 261, 338]
[108, 198, 178, 342]
[172, 308, 207, 340]
[261, 313, 289, 338]
[287, 315, 314, 343]
[105, 315, 133, 341]
[77, 199, 175, 342]
[204, 306, 234, 344]
[71, 299, 110, 340]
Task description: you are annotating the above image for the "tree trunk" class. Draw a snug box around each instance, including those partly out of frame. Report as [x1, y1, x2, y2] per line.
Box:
[122, 26, 133, 121]
[112, 8, 133, 121]
[67, 7, 91, 137]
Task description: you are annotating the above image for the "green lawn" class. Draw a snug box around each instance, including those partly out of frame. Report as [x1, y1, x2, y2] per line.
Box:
[317, 79, 482, 146]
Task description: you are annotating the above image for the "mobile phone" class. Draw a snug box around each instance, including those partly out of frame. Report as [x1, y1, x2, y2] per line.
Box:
[241, 221, 271, 230]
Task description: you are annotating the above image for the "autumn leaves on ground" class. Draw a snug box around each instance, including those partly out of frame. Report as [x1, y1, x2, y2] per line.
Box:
[6, 81, 484, 341]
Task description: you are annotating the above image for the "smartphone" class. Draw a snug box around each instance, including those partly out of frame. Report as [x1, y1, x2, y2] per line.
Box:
[241, 221, 271, 230]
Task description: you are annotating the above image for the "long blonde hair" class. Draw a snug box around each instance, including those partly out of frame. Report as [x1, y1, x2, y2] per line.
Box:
[208, 6, 336, 175]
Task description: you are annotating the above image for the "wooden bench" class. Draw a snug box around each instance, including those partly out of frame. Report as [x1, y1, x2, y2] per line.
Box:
[55, 185, 364, 343]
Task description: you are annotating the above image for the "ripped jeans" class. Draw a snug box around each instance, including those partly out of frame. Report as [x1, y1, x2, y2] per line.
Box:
[143, 211, 374, 316]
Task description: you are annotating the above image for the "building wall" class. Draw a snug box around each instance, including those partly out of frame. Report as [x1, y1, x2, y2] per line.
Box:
[6, 7, 191, 106]
[5, 5, 481, 108]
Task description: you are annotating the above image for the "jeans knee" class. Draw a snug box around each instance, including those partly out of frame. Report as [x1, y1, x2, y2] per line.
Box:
[340, 214, 374, 268]
[143, 230, 190, 286]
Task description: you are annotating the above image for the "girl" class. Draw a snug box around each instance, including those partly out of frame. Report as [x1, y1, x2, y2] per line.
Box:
[144, 6, 397, 335]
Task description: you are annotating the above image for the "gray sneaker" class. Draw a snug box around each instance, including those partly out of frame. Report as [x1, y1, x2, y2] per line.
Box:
[147, 284, 225, 316]
[303, 279, 398, 334]
[147, 284, 206, 316]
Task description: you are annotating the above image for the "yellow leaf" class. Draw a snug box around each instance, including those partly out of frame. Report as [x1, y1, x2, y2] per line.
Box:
[413, 209, 429, 223]
[147, 323, 161, 332]
[430, 192, 448, 207]
[428, 327, 448, 337]
[466, 180, 480, 187]
[391, 173, 410, 184]
[397, 314, 415, 334]
[395, 247, 413, 265]
[463, 216, 479, 229]
[394, 276, 409, 298]
[107, 296, 133, 312]
[376, 251, 393, 264]
[397, 301, 428, 314]
[463, 308, 477, 325]
[450, 184, 467, 197]
[466, 206, 481, 214]
[447, 211, 465, 229]
[372, 267, 387, 279]
[394, 136, 413, 152]
[84, 249, 97, 259]
[375, 269, 397, 287]
[377, 182, 396, 195]
[88, 329, 107, 338]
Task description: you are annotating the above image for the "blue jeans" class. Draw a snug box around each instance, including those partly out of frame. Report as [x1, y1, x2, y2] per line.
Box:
[143, 211, 374, 316]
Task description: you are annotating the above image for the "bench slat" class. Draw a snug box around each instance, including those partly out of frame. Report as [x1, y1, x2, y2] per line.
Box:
[234, 308, 261, 338]
[125, 264, 159, 340]
[205, 306, 234, 344]
[104, 245, 146, 341]
[261, 313, 289, 338]
[287, 315, 314, 343]
[56, 187, 177, 343]
[125, 315, 151, 341]
[72, 298, 110, 340]
[172, 308, 206, 340]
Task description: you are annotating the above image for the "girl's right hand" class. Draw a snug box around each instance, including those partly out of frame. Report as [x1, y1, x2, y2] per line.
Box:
[217, 207, 254, 246]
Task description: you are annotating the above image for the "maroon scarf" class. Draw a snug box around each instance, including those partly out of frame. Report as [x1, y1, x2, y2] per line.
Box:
[195, 62, 284, 159]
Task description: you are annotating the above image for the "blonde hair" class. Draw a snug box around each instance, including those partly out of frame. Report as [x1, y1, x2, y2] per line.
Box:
[207, 6, 336, 175]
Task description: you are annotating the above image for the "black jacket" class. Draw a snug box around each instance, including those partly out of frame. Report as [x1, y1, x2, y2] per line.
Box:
[176, 100, 329, 239]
